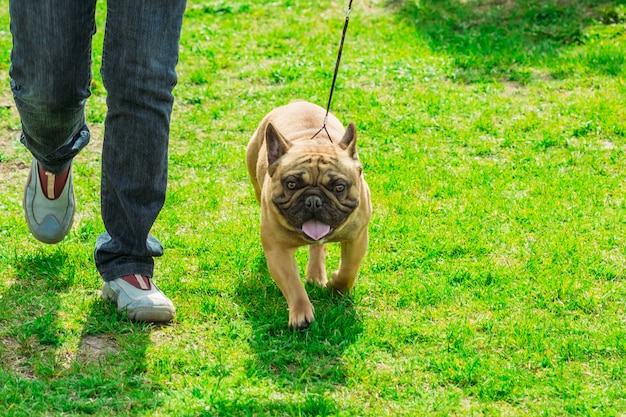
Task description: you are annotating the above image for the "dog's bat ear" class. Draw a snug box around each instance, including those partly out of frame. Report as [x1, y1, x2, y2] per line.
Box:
[339, 122, 359, 160]
[266, 122, 291, 176]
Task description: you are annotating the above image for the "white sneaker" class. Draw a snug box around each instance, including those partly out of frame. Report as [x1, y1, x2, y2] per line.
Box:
[23, 159, 74, 244]
[102, 274, 175, 322]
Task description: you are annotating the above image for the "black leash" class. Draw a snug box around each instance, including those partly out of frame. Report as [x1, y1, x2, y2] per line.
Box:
[311, 0, 354, 141]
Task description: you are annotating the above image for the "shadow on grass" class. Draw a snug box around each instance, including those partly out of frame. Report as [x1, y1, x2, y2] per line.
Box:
[203, 392, 347, 417]
[390, 0, 626, 82]
[0, 246, 160, 414]
[232, 253, 363, 414]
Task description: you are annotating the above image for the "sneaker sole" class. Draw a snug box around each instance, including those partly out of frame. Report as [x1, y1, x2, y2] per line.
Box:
[127, 307, 175, 323]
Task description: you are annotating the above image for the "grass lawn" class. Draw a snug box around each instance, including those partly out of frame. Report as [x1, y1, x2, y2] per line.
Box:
[2, 0, 626, 415]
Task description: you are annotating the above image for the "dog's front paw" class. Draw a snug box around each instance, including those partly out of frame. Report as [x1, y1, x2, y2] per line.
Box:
[288, 301, 315, 330]
[328, 271, 353, 294]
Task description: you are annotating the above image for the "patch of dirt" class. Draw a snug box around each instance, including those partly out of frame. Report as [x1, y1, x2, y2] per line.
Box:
[0, 336, 46, 380]
[150, 329, 174, 345]
[0, 159, 28, 177]
[0, 334, 120, 379]
[0, 99, 28, 184]
[75, 334, 119, 363]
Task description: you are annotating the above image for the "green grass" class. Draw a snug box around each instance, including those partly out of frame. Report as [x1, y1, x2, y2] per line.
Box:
[1, 0, 626, 415]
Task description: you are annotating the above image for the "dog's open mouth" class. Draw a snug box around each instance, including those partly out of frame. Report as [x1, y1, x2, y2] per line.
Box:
[300, 219, 332, 241]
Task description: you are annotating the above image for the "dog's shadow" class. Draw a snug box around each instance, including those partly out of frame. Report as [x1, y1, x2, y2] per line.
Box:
[234, 253, 363, 390]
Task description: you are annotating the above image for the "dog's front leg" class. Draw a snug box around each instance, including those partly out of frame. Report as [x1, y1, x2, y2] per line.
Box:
[263, 245, 315, 329]
[329, 228, 368, 293]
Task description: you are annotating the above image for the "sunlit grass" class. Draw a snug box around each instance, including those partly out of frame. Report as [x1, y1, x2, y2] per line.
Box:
[1, 0, 626, 415]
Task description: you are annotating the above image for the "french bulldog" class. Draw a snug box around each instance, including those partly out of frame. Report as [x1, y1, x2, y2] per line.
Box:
[246, 101, 371, 329]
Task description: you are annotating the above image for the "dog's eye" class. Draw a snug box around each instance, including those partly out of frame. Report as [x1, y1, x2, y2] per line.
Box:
[334, 183, 346, 193]
[286, 181, 297, 190]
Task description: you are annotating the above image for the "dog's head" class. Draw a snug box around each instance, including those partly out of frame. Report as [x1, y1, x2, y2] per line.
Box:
[265, 122, 363, 241]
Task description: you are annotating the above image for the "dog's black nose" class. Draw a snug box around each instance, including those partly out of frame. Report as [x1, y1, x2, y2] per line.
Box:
[305, 195, 323, 210]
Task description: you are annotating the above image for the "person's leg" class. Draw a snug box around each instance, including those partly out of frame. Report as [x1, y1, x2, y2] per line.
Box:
[10, 0, 95, 243]
[96, 0, 186, 322]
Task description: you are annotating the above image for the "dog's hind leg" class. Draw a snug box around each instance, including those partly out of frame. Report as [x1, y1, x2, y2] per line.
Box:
[306, 243, 328, 287]
[329, 228, 368, 293]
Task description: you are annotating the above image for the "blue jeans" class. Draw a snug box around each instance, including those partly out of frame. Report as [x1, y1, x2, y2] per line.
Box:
[10, 0, 187, 281]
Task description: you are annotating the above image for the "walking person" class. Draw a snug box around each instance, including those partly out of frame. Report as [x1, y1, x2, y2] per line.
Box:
[10, 0, 187, 322]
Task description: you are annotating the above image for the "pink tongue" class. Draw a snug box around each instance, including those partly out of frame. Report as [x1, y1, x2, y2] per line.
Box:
[302, 219, 331, 240]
